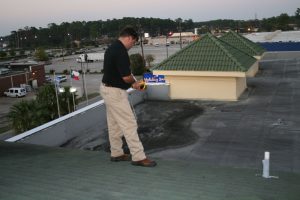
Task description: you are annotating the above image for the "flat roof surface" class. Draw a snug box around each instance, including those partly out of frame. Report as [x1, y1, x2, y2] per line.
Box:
[151, 57, 300, 174]
[244, 30, 300, 42]
[1, 53, 300, 199]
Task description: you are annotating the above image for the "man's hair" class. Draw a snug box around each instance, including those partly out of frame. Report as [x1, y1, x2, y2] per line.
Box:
[119, 26, 139, 41]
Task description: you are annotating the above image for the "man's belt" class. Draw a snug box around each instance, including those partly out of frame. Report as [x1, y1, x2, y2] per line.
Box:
[102, 83, 113, 87]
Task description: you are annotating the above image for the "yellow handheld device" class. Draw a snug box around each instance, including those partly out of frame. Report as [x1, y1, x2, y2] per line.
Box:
[139, 81, 147, 90]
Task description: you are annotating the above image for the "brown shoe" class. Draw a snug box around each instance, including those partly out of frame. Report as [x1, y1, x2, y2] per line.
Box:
[110, 154, 131, 162]
[131, 158, 157, 167]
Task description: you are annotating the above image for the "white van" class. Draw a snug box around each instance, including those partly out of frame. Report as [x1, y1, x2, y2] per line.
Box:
[4, 87, 27, 98]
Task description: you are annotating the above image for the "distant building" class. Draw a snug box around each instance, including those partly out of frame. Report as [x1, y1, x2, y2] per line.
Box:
[244, 30, 300, 43]
[148, 32, 199, 46]
[244, 30, 300, 51]
[0, 61, 46, 96]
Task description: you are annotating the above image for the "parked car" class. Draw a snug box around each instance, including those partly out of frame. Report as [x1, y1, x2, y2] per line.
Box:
[4, 87, 27, 98]
[55, 75, 67, 83]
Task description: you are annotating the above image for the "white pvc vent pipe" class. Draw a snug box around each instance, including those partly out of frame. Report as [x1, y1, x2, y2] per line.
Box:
[262, 152, 270, 178]
[262, 151, 279, 179]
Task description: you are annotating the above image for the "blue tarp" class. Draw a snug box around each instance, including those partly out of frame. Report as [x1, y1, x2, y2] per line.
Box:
[259, 42, 300, 51]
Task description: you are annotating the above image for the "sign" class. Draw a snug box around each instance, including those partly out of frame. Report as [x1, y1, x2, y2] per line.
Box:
[143, 73, 165, 83]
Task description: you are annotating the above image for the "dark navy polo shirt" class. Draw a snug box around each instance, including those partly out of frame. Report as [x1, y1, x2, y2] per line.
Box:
[102, 40, 132, 90]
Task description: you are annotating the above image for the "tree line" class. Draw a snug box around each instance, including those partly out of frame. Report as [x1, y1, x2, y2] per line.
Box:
[3, 8, 300, 50]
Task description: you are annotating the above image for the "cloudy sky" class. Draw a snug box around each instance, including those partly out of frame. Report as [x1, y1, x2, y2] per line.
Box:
[0, 0, 299, 36]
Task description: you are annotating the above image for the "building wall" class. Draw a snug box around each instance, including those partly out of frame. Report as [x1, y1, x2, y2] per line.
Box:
[0, 72, 29, 96]
[246, 61, 259, 77]
[236, 77, 247, 98]
[0, 64, 45, 96]
[30, 65, 46, 87]
[162, 75, 246, 101]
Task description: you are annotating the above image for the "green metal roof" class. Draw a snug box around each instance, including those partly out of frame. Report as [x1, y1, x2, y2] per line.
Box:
[1, 141, 300, 200]
[152, 33, 257, 72]
[220, 30, 266, 56]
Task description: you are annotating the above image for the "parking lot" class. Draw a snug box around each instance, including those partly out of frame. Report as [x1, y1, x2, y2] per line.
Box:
[45, 44, 185, 73]
[0, 43, 195, 139]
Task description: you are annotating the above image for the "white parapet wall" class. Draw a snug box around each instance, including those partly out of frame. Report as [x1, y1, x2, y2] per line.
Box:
[145, 83, 170, 101]
[5, 89, 147, 146]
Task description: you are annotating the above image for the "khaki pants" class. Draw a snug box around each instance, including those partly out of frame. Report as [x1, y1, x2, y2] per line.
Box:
[100, 84, 146, 161]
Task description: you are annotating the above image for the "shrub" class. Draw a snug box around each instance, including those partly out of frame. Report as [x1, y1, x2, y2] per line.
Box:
[129, 53, 146, 75]
[0, 51, 7, 58]
[145, 54, 155, 68]
[63, 69, 69, 75]
[34, 47, 49, 61]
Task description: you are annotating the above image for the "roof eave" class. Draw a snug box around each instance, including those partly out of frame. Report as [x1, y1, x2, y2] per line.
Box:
[152, 70, 246, 77]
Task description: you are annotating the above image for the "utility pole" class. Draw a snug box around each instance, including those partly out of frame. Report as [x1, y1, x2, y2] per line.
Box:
[53, 72, 61, 117]
[166, 33, 169, 58]
[81, 57, 89, 106]
[137, 21, 145, 61]
[179, 19, 182, 49]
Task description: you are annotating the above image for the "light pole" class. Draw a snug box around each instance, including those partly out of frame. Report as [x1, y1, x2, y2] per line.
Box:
[58, 87, 71, 114]
[70, 87, 77, 111]
[80, 61, 89, 106]
[166, 31, 172, 58]
[137, 22, 145, 61]
[178, 19, 182, 49]
[53, 72, 61, 117]
[165, 35, 169, 58]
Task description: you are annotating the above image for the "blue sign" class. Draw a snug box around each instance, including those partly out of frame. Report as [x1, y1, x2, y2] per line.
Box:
[143, 73, 165, 83]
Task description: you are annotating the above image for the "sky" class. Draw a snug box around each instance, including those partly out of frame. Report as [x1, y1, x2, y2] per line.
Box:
[0, 0, 299, 36]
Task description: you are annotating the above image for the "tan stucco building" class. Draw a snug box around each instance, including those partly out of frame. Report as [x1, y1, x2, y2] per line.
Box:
[152, 33, 262, 101]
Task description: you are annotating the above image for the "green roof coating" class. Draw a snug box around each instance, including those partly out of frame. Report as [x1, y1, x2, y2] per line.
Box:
[220, 30, 266, 56]
[1, 141, 300, 200]
[152, 33, 257, 72]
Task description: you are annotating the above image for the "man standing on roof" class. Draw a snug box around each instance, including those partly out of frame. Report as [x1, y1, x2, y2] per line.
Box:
[100, 26, 156, 167]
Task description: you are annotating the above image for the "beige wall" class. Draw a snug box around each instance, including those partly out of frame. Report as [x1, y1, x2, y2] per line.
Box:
[236, 77, 247, 98]
[246, 61, 259, 77]
[156, 74, 246, 101]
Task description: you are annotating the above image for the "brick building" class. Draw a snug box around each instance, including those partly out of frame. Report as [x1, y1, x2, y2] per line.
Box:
[0, 62, 46, 96]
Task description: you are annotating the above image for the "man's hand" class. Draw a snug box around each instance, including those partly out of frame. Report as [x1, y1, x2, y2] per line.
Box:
[123, 74, 136, 84]
[131, 80, 146, 91]
[123, 74, 146, 90]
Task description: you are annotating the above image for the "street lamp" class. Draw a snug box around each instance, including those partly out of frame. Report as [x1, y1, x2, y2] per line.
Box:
[137, 22, 145, 61]
[177, 19, 182, 49]
[53, 73, 61, 118]
[58, 87, 65, 93]
[70, 87, 77, 111]
[58, 87, 72, 114]
[165, 31, 172, 58]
